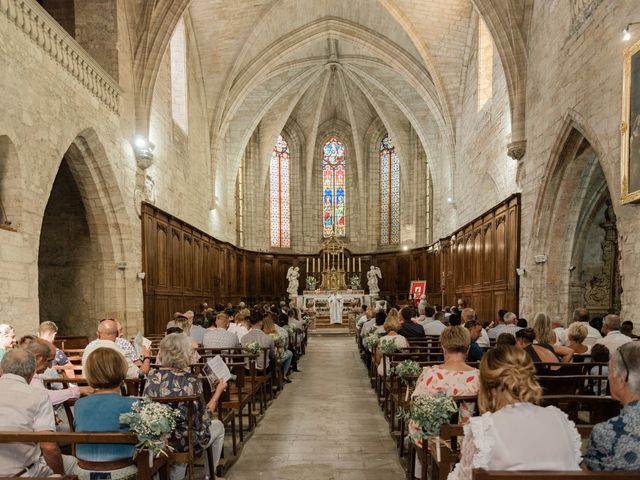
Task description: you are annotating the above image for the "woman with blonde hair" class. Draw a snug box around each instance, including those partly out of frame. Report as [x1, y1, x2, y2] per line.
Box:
[410, 326, 480, 447]
[448, 346, 581, 479]
[566, 322, 591, 356]
[532, 312, 573, 362]
[375, 312, 409, 376]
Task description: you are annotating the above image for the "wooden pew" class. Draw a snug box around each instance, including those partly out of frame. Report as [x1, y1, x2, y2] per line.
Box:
[472, 469, 640, 479]
[0, 431, 168, 479]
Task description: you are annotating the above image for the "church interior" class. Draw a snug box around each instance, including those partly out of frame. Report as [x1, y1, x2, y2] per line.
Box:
[1, 0, 640, 479]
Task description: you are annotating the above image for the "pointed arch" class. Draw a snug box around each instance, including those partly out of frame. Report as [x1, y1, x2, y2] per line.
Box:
[270, 134, 291, 248]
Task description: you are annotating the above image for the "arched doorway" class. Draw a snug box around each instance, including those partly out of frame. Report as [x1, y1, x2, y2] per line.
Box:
[37, 130, 130, 337]
[528, 124, 621, 320]
[38, 157, 96, 336]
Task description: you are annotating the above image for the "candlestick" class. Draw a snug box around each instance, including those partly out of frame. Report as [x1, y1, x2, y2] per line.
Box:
[306, 257, 309, 272]
[359, 258, 361, 272]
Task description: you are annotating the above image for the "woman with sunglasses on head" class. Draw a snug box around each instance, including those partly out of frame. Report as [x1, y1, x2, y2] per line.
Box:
[584, 342, 640, 471]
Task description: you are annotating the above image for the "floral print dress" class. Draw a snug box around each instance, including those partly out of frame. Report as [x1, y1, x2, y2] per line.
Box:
[409, 365, 480, 446]
[143, 369, 212, 453]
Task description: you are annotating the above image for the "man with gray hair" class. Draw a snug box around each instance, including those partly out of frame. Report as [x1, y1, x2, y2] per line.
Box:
[0, 349, 77, 476]
[584, 342, 640, 471]
[487, 311, 522, 339]
[559, 307, 602, 346]
[593, 314, 632, 352]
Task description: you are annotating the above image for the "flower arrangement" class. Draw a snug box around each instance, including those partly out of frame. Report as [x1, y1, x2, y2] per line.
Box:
[391, 359, 422, 383]
[273, 333, 286, 348]
[305, 276, 317, 290]
[243, 341, 263, 354]
[302, 315, 312, 327]
[380, 338, 400, 354]
[364, 333, 379, 351]
[283, 324, 296, 336]
[349, 274, 361, 289]
[398, 392, 458, 443]
[119, 396, 180, 458]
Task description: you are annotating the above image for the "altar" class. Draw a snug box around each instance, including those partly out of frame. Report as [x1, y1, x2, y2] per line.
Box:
[299, 290, 365, 326]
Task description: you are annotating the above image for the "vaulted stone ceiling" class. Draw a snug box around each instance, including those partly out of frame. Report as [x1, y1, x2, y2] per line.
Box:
[184, 0, 484, 203]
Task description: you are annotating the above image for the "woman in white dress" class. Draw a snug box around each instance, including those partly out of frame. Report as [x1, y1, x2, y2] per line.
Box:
[448, 346, 581, 479]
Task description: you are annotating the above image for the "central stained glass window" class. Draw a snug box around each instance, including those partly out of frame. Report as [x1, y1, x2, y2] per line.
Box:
[322, 137, 346, 237]
[380, 133, 400, 245]
[270, 135, 290, 247]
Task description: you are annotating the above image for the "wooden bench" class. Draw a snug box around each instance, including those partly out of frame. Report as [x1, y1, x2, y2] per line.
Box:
[0, 431, 168, 479]
[472, 469, 640, 479]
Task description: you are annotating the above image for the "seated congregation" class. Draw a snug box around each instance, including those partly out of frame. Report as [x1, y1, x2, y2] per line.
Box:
[356, 302, 640, 479]
[0, 301, 308, 479]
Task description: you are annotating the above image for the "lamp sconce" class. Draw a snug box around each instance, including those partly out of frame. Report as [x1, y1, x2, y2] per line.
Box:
[624, 22, 640, 41]
[516, 267, 525, 276]
[133, 135, 155, 170]
[447, 197, 457, 208]
[137, 272, 146, 280]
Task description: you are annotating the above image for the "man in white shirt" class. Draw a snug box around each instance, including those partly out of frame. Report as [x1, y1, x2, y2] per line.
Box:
[0, 349, 77, 476]
[487, 312, 521, 339]
[559, 308, 602, 347]
[422, 309, 446, 336]
[82, 319, 151, 379]
[594, 314, 632, 352]
[203, 312, 241, 349]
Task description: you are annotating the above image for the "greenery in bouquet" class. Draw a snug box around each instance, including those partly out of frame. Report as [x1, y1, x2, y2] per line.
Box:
[302, 315, 312, 327]
[305, 276, 317, 290]
[364, 332, 380, 351]
[283, 324, 296, 336]
[243, 341, 263, 354]
[380, 338, 400, 354]
[391, 359, 422, 381]
[398, 392, 458, 443]
[274, 333, 286, 348]
[119, 396, 180, 458]
[349, 274, 361, 289]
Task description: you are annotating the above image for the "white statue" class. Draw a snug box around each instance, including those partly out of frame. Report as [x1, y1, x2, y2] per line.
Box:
[286, 266, 300, 297]
[328, 292, 344, 324]
[367, 265, 382, 295]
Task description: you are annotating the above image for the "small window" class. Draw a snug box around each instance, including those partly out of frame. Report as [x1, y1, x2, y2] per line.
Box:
[477, 17, 493, 111]
[270, 135, 291, 248]
[170, 18, 188, 132]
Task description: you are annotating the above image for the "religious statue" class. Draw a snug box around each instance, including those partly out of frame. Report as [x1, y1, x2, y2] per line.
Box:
[367, 266, 382, 295]
[134, 174, 157, 218]
[328, 291, 344, 324]
[286, 266, 300, 297]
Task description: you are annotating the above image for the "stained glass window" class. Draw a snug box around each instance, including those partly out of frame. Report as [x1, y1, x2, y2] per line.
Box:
[270, 135, 290, 247]
[322, 137, 346, 237]
[379, 134, 400, 245]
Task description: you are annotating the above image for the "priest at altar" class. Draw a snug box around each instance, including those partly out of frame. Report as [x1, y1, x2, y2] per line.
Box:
[328, 292, 344, 324]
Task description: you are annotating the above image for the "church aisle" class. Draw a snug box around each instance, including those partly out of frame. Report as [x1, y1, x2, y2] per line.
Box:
[227, 336, 405, 480]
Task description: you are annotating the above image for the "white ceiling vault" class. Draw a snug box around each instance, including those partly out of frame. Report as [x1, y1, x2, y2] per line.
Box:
[131, 0, 531, 210]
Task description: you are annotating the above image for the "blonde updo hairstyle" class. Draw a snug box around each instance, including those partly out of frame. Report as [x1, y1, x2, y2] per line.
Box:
[478, 346, 543, 413]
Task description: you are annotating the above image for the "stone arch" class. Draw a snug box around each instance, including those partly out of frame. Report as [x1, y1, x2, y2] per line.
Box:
[38, 128, 133, 336]
[0, 135, 23, 228]
[524, 115, 618, 320]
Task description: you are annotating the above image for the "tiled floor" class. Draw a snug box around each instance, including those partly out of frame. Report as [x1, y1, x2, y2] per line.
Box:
[227, 336, 405, 480]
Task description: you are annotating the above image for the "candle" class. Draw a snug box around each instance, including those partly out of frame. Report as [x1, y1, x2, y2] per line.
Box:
[306, 258, 309, 272]
[359, 258, 361, 272]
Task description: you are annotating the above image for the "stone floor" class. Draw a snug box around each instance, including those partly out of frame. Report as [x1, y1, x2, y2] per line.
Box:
[226, 336, 405, 480]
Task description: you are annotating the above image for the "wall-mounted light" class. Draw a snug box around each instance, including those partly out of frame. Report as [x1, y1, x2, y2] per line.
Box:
[623, 22, 640, 41]
[534, 255, 548, 264]
[133, 135, 155, 170]
[402, 245, 409, 251]
[516, 267, 525, 276]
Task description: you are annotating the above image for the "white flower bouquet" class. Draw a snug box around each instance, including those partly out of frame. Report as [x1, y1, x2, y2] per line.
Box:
[364, 333, 379, 351]
[306, 276, 318, 290]
[392, 359, 422, 383]
[380, 338, 400, 354]
[244, 341, 263, 354]
[398, 392, 458, 443]
[349, 274, 361, 289]
[119, 396, 180, 458]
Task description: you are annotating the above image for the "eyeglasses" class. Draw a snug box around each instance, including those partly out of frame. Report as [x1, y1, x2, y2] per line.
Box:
[618, 344, 631, 383]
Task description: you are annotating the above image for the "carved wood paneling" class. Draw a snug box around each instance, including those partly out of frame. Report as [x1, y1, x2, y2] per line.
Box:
[141, 196, 519, 332]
